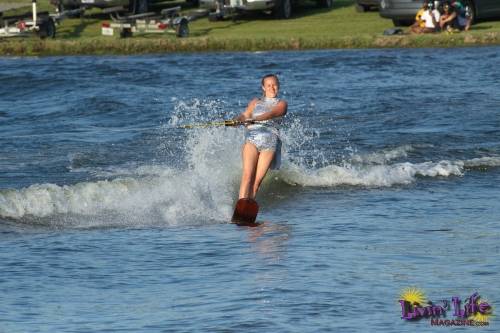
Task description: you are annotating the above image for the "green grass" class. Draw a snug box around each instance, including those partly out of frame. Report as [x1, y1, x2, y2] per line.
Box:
[0, 0, 53, 14]
[1, 0, 500, 55]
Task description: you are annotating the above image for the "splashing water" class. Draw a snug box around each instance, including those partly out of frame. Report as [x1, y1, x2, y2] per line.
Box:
[2, 98, 500, 226]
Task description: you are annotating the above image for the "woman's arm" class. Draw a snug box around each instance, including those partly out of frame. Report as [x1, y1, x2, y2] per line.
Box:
[443, 11, 457, 24]
[439, 14, 449, 28]
[234, 98, 258, 122]
[252, 100, 288, 121]
[431, 11, 438, 27]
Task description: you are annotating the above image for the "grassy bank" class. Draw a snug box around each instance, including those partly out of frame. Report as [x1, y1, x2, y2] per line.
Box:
[1, 0, 500, 55]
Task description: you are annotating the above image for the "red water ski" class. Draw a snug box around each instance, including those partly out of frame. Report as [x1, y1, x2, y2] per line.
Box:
[231, 198, 259, 226]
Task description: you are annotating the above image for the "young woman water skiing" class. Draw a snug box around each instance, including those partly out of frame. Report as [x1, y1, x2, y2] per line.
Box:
[234, 74, 288, 200]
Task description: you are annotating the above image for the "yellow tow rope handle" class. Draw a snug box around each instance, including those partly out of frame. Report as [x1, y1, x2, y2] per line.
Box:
[179, 119, 255, 129]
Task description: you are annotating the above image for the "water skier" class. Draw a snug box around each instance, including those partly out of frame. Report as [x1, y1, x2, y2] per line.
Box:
[234, 74, 288, 200]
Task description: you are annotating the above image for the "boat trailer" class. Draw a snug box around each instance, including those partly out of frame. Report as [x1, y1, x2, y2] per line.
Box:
[0, 0, 57, 39]
[101, 6, 191, 38]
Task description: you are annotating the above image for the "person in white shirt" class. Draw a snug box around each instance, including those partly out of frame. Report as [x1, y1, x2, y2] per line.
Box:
[419, 1, 441, 33]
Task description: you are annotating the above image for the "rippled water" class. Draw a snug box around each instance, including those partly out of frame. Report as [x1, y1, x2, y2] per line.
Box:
[1, 48, 499, 332]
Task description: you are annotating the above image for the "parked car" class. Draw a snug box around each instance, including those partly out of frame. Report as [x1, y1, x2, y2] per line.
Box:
[380, 0, 500, 26]
[50, 0, 166, 15]
[200, 0, 333, 20]
[355, 0, 379, 12]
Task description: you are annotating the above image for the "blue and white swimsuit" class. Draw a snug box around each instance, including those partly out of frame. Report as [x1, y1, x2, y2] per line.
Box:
[244, 97, 283, 170]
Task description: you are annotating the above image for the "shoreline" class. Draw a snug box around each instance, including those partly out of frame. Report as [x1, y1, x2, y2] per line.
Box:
[1, 32, 500, 56]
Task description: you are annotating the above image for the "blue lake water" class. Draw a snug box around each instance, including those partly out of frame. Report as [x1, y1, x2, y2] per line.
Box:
[1, 47, 499, 332]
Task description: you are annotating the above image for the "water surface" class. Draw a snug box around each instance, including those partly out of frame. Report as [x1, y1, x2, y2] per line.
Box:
[1, 48, 499, 332]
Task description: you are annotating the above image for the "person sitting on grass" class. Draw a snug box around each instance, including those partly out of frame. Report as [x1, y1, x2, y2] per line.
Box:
[410, 3, 427, 34]
[412, 1, 441, 34]
[452, 0, 472, 31]
[439, 2, 458, 32]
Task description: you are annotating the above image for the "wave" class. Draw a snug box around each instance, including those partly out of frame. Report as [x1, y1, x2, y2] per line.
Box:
[350, 145, 415, 164]
[282, 155, 500, 188]
[0, 166, 238, 224]
[2, 98, 500, 225]
[1, 122, 244, 224]
[280, 160, 463, 187]
[463, 156, 500, 168]
[3, 155, 500, 221]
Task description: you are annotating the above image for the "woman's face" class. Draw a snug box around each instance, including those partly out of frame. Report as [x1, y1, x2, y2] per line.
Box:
[262, 77, 279, 98]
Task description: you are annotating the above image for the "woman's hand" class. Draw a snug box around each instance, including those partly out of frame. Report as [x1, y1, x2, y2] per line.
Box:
[234, 98, 258, 123]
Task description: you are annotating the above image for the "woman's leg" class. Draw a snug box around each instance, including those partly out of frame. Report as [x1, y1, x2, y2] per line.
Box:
[239, 143, 259, 199]
[465, 18, 471, 31]
[252, 150, 275, 199]
[410, 23, 422, 34]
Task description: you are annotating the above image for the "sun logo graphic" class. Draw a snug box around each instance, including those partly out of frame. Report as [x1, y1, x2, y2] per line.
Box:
[400, 287, 426, 305]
